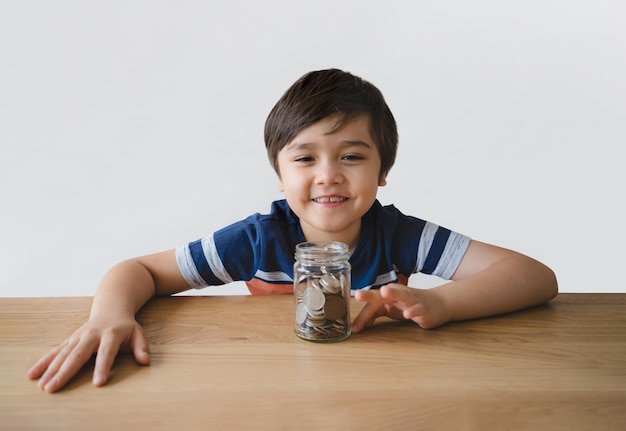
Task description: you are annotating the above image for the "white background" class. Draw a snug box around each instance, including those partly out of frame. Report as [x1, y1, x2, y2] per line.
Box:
[1, 1, 624, 297]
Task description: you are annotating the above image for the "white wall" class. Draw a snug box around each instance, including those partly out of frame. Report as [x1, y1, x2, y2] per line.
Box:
[1, 1, 624, 297]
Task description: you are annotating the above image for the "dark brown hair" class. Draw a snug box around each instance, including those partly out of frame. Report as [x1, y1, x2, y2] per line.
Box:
[264, 69, 398, 182]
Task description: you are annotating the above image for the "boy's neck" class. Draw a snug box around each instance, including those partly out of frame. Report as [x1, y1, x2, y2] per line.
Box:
[300, 222, 361, 253]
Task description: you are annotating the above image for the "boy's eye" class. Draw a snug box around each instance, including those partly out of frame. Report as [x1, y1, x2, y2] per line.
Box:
[293, 154, 365, 163]
[294, 156, 315, 163]
[342, 154, 365, 161]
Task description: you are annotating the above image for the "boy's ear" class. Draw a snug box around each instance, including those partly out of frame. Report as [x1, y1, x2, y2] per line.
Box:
[379, 175, 387, 187]
[278, 180, 285, 192]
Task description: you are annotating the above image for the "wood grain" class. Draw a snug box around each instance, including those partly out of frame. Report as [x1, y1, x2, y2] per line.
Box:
[1, 294, 625, 430]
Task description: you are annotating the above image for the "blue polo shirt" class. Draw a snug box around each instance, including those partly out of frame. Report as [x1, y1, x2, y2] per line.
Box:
[176, 200, 470, 294]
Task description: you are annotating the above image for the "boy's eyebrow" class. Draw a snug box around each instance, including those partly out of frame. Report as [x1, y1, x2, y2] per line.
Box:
[285, 140, 374, 152]
[341, 140, 374, 149]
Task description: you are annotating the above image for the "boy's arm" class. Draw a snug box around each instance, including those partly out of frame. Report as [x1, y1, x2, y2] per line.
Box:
[440, 240, 558, 322]
[28, 249, 190, 393]
[352, 240, 558, 331]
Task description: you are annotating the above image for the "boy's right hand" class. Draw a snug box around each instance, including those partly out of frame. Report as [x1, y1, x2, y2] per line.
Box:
[27, 316, 150, 393]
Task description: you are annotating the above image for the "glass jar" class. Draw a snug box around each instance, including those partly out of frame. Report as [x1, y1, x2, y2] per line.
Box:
[293, 241, 351, 342]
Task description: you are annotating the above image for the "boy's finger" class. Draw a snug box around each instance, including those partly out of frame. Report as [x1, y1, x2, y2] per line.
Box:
[352, 302, 385, 333]
[380, 285, 420, 308]
[92, 334, 123, 387]
[43, 338, 98, 393]
[130, 326, 150, 365]
[355, 288, 395, 305]
[37, 340, 76, 390]
[353, 289, 375, 302]
[28, 344, 64, 380]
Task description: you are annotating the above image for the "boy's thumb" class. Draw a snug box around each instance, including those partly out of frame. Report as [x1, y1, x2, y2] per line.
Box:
[131, 327, 151, 365]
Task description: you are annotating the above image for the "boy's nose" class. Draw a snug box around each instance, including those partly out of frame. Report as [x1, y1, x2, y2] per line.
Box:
[315, 161, 343, 184]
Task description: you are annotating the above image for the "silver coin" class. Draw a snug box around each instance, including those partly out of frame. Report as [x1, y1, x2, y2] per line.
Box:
[303, 287, 325, 311]
[296, 302, 308, 325]
[310, 277, 322, 290]
[306, 314, 326, 327]
[319, 274, 342, 294]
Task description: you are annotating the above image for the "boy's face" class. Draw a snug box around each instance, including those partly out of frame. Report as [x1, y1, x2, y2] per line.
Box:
[277, 114, 386, 250]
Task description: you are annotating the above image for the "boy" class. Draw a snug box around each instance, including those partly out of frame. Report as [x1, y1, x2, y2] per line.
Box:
[28, 69, 558, 393]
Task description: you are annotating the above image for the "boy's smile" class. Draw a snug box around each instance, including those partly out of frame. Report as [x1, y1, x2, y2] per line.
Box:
[277, 114, 386, 250]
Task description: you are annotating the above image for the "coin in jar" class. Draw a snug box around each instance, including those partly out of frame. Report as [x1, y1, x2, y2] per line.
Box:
[303, 287, 325, 311]
[296, 302, 308, 325]
[319, 274, 342, 294]
[323, 295, 347, 321]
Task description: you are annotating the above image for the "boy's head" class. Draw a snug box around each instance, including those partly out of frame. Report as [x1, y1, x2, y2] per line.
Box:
[265, 69, 398, 183]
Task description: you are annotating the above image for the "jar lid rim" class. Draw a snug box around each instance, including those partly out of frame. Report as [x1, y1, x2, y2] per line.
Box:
[294, 241, 350, 260]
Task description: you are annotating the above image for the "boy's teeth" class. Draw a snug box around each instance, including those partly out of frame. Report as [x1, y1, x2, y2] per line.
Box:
[315, 197, 345, 203]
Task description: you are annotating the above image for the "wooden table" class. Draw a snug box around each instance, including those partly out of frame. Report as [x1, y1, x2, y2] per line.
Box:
[1, 294, 625, 430]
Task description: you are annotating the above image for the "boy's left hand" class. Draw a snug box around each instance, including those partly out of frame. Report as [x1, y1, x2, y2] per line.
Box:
[352, 284, 449, 332]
